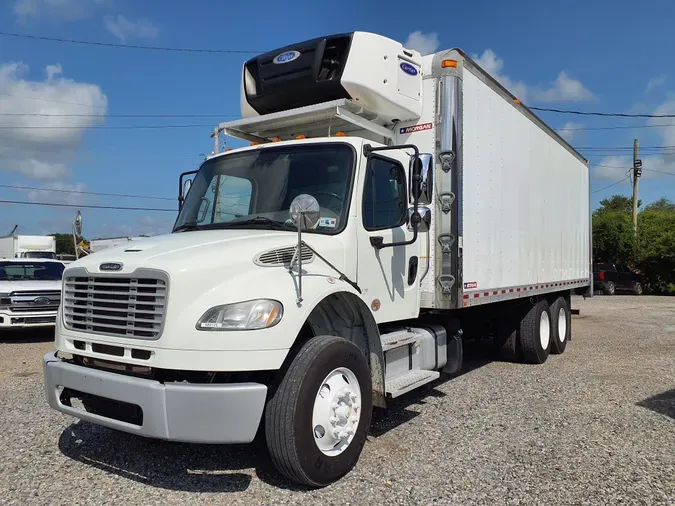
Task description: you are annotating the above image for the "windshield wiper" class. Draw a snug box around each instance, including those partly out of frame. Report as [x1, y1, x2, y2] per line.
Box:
[222, 216, 293, 231]
[174, 221, 202, 232]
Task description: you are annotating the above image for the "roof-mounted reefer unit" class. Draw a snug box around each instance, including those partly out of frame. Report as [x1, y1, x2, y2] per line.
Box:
[240, 31, 423, 124]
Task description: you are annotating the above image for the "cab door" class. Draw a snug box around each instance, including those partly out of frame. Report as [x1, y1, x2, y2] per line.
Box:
[356, 151, 422, 323]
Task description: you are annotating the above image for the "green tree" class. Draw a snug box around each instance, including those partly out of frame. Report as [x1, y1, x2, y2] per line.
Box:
[50, 233, 84, 255]
[595, 195, 641, 215]
[592, 210, 636, 264]
[637, 207, 675, 294]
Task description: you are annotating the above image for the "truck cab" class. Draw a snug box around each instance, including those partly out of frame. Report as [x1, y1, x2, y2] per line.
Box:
[43, 31, 590, 487]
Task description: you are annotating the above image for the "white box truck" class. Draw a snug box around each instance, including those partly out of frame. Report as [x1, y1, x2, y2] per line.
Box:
[43, 31, 591, 487]
[0, 235, 56, 259]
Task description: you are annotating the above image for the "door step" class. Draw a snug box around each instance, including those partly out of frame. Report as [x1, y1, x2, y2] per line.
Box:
[380, 329, 423, 352]
[385, 370, 440, 399]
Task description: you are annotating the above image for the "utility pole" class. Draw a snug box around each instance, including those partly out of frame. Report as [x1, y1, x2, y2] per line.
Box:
[632, 139, 642, 235]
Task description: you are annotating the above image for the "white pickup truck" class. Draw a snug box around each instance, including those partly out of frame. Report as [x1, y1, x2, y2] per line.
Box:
[0, 259, 64, 329]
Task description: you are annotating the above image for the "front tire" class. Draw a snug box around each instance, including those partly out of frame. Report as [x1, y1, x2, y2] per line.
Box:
[265, 335, 373, 487]
[633, 282, 643, 295]
[519, 299, 552, 364]
[550, 296, 570, 354]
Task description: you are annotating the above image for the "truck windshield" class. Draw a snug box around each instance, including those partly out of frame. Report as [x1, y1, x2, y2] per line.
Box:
[0, 261, 65, 281]
[21, 251, 56, 259]
[174, 143, 354, 234]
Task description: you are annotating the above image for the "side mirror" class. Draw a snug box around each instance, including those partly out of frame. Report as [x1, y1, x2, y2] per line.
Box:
[410, 153, 433, 205]
[411, 157, 423, 201]
[289, 194, 320, 230]
[408, 206, 432, 232]
[182, 179, 192, 199]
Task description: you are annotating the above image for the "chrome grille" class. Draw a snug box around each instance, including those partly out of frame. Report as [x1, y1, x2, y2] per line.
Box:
[254, 245, 314, 267]
[64, 275, 167, 339]
[7, 290, 61, 313]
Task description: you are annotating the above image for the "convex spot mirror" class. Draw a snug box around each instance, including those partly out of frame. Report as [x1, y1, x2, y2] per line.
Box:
[410, 153, 433, 205]
[182, 179, 192, 198]
[74, 211, 82, 236]
[290, 194, 320, 230]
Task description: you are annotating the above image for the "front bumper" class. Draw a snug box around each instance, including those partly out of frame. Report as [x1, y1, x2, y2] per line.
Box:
[42, 352, 268, 444]
[0, 310, 57, 328]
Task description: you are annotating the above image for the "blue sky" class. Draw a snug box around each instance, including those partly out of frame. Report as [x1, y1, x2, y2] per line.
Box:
[0, 0, 674, 239]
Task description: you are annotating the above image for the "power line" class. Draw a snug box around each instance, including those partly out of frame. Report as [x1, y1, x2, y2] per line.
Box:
[556, 124, 675, 131]
[645, 168, 675, 177]
[0, 112, 237, 118]
[0, 183, 175, 201]
[0, 199, 176, 211]
[0, 92, 108, 110]
[592, 175, 631, 194]
[532, 106, 675, 118]
[0, 124, 214, 129]
[0, 31, 263, 54]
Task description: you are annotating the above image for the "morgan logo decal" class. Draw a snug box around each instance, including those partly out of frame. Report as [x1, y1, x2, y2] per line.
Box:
[400, 122, 433, 135]
[464, 281, 478, 289]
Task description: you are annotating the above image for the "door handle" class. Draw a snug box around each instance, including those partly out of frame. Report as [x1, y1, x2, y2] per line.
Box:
[408, 256, 419, 286]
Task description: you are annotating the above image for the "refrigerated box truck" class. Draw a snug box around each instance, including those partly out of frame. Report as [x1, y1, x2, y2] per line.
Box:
[43, 31, 591, 487]
[0, 235, 56, 259]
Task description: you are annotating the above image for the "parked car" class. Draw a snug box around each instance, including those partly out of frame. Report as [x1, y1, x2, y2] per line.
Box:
[593, 262, 643, 295]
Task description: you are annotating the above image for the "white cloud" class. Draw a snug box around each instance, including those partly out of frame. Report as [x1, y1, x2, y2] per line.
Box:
[26, 181, 90, 206]
[404, 31, 439, 56]
[104, 14, 159, 43]
[97, 214, 173, 238]
[0, 61, 108, 181]
[646, 74, 666, 93]
[594, 155, 666, 182]
[474, 49, 529, 101]
[13, 0, 110, 22]
[556, 122, 584, 143]
[472, 49, 594, 104]
[533, 72, 595, 102]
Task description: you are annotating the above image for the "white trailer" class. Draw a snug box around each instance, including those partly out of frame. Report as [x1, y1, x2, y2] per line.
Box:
[0, 235, 56, 259]
[44, 31, 591, 487]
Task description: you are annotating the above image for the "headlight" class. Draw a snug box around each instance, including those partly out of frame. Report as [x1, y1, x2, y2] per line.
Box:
[196, 299, 283, 331]
[0, 293, 10, 308]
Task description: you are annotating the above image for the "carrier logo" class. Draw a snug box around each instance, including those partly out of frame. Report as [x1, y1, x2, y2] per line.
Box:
[100, 262, 123, 272]
[400, 62, 418, 76]
[273, 50, 301, 64]
[33, 297, 51, 305]
[400, 122, 433, 134]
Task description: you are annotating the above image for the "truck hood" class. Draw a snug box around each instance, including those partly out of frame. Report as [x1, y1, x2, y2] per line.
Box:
[67, 229, 349, 279]
[0, 280, 62, 293]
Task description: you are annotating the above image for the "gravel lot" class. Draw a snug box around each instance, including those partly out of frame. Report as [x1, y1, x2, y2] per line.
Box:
[1, 295, 673, 505]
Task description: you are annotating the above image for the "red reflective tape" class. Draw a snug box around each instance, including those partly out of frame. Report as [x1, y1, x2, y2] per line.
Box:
[463, 294, 469, 300]
[517, 288, 521, 292]
[502, 290, 506, 294]
[474, 293, 479, 298]
[484, 292, 489, 296]
[493, 291, 498, 295]
[509, 289, 514, 292]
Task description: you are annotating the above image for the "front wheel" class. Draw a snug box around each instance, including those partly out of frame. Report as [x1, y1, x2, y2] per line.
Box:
[265, 335, 373, 487]
[633, 282, 643, 295]
[603, 281, 615, 295]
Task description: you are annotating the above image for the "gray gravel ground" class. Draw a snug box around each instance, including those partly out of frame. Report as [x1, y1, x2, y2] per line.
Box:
[1, 295, 673, 505]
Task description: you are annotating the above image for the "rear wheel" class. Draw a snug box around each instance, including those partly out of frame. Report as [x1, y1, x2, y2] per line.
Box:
[519, 299, 552, 364]
[603, 281, 615, 295]
[550, 296, 570, 354]
[265, 335, 373, 487]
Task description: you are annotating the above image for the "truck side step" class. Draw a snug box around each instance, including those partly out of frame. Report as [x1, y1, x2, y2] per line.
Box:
[386, 370, 440, 399]
[380, 329, 423, 352]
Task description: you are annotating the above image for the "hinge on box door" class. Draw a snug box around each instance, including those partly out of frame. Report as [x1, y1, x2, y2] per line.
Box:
[438, 234, 455, 254]
[439, 193, 455, 214]
[439, 151, 455, 173]
[438, 275, 455, 295]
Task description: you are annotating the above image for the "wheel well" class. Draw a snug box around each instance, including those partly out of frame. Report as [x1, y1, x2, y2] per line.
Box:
[297, 292, 386, 408]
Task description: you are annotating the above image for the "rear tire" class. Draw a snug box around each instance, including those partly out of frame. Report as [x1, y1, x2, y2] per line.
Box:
[519, 299, 552, 364]
[603, 281, 615, 295]
[550, 296, 570, 354]
[265, 335, 373, 487]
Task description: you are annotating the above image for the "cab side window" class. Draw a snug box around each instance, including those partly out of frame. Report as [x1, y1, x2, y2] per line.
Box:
[362, 156, 407, 231]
